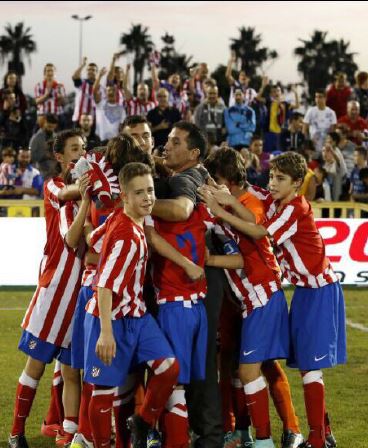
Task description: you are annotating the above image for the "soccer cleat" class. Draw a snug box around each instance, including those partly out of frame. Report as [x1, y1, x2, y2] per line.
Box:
[8, 435, 29, 448]
[281, 430, 304, 448]
[55, 429, 74, 447]
[223, 430, 241, 448]
[41, 421, 61, 438]
[254, 438, 275, 448]
[147, 428, 162, 448]
[325, 433, 337, 448]
[297, 443, 328, 448]
[127, 414, 151, 448]
[240, 428, 255, 448]
[69, 432, 94, 448]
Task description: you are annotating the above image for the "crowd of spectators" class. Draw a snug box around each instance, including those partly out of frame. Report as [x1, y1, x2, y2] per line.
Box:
[1, 53, 368, 208]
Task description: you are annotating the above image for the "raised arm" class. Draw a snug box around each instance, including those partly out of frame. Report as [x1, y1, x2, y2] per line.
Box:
[225, 56, 236, 86]
[72, 57, 87, 81]
[256, 76, 269, 103]
[152, 196, 194, 222]
[93, 67, 107, 104]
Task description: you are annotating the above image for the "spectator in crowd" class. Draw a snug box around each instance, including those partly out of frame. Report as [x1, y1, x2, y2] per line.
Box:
[303, 89, 337, 152]
[326, 71, 353, 119]
[93, 67, 126, 143]
[350, 146, 368, 201]
[0, 146, 16, 188]
[120, 115, 154, 155]
[126, 82, 157, 117]
[152, 65, 188, 118]
[29, 113, 58, 178]
[34, 63, 66, 128]
[240, 146, 261, 186]
[78, 113, 101, 151]
[225, 54, 257, 107]
[249, 134, 269, 171]
[280, 112, 305, 151]
[337, 100, 368, 145]
[336, 125, 356, 177]
[224, 88, 256, 150]
[194, 85, 226, 146]
[257, 77, 299, 152]
[298, 149, 317, 201]
[322, 143, 347, 200]
[0, 89, 27, 149]
[106, 52, 129, 92]
[358, 167, 368, 204]
[147, 87, 181, 147]
[185, 62, 210, 103]
[11, 149, 44, 199]
[352, 71, 368, 119]
[314, 165, 332, 202]
[71, 57, 98, 126]
[0, 71, 27, 115]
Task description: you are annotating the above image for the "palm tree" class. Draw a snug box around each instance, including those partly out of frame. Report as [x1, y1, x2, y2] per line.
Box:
[294, 31, 358, 97]
[120, 24, 154, 87]
[159, 32, 193, 80]
[0, 22, 37, 83]
[230, 27, 278, 78]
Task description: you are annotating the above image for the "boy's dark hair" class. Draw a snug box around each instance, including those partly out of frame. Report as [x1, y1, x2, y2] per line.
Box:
[359, 167, 368, 180]
[250, 134, 262, 144]
[119, 162, 152, 190]
[328, 131, 340, 146]
[53, 129, 83, 154]
[121, 115, 150, 131]
[354, 146, 368, 158]
[173, 121, 208, 160]
[105, 134, 155, 175]
[204, 147, 247, 187]
[315, 89, 326, 97]
[1, 147, 16, 158]
[45, 113, 59, 125]
[290, 112, 304, 121]
[269, 151, 307, 181]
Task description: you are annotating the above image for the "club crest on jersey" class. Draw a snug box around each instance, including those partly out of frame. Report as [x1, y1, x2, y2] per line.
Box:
[92, 366, 101, 378]
[29, 340, 37, 350]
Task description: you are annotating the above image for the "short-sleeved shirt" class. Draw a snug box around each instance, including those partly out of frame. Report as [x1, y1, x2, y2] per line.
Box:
[223, 192, 282, 317]
[95, 99, 126, 141]
[86, 211, 148, 319]
[264, 194, 338, 287]
[304, 106, 337, 151]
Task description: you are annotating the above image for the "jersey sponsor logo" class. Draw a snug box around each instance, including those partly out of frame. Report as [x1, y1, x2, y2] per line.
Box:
[92, 366, 101, 377]
[243, 349, 256, 356]
[29, 339, 37, 350]
[314, 354, 328, 362]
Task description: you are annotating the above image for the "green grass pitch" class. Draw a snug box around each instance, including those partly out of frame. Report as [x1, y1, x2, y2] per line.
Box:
[0, 287, 367, 447]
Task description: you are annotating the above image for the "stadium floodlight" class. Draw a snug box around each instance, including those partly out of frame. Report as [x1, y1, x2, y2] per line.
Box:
[71, 15, 93, 64]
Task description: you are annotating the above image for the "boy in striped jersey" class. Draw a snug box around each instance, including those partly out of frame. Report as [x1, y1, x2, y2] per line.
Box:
[202, 151, 346, 448]
[8, 130, 90, 448]
[83, 163, 179, 448]
[200, 148, 302, 448]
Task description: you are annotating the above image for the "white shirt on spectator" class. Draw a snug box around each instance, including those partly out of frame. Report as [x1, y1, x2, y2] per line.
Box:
[304, 106, 337, 151]
[95, 99, 126, 141]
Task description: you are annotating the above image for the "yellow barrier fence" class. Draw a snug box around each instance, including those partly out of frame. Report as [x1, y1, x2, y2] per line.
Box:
[0, 199, 367, 219]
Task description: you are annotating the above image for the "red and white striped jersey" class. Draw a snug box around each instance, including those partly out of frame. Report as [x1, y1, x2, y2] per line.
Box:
[72, 79, 95, 122]
[34, 80, 66, 115]
[146, 204, 233, 306]
[86, 211, 148, 319]
[22, 178, 84, 347]
[126, 97, 157, 116]
[251, 187, 338, 288]
[224, 191, 282, 317]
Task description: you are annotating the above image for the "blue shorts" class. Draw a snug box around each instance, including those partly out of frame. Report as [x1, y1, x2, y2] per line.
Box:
[287, 282, 347, 370]
[84, 312, 175, 387]
[18, 330, 71, 365]
[157, 301, 208, 384]
[71, 286, 94, 369]
[239, 290, 289, 364]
